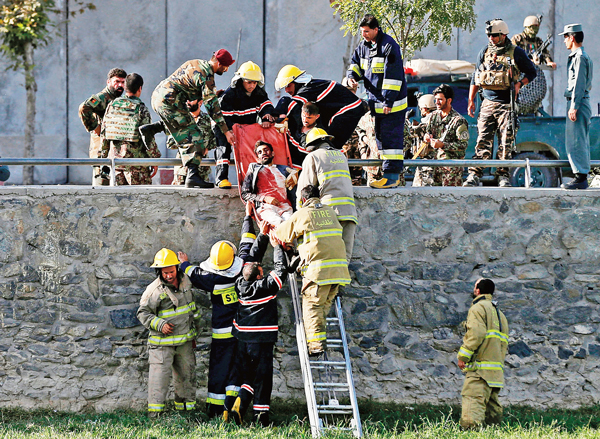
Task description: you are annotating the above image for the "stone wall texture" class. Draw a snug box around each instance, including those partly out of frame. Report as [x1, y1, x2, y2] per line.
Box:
[1, 186, 600, 411]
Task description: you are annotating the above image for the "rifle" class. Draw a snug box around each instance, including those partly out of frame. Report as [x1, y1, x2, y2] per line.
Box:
[532, 34, 552, 65]
[507, 57, 518, 148]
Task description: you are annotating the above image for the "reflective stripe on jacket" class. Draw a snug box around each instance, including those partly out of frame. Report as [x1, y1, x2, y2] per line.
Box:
[137, 274, 200, 346]
[458, 294, 509, 388]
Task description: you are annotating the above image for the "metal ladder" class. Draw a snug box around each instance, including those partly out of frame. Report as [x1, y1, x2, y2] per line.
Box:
[288, 272, 362, 437]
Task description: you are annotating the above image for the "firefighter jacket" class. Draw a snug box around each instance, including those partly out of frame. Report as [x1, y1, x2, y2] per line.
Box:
[347, 30, 408, 115]
[158, 59, 228, 135]
[137, 273, 200, 346]
[458, 294, 509, 388]
[219, 78, 275, 129]
[284, 79, 364, 133]
[241, 162, 294, 209]
[179, 215, 257, 340]
[296, 140, 357, 224]
[274, 197, 350, 286]
[232, 234, 287, 343]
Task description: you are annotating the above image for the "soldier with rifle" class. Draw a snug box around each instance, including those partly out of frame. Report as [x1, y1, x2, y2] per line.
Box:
[464, 19, 536, 188]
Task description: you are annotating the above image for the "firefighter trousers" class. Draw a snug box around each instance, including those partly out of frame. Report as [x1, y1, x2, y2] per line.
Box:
[230, 340, 274, 420]
[147, 342, 196, 413]
[460, 375, 503, 429]
[301, 280, 339, 352]
[207, 337, 238, 418]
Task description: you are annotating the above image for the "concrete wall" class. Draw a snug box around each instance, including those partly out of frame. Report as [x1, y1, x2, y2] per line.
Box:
[1, 186, 600, 411]
[0, 0, 598, 183]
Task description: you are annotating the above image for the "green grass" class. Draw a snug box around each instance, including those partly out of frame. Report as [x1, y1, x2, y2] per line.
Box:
[1, 401, 600, 438]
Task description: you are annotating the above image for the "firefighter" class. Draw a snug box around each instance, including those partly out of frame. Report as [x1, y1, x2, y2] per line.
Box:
[137, 248, 201, 417]
[274, 185, 351, 356]
[177, 215, 256, 418]
[274, 65, 366, 151]
[457, 278, 509, 429]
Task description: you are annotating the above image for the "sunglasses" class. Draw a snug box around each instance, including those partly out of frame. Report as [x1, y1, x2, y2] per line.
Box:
[487, 33, 501, 38]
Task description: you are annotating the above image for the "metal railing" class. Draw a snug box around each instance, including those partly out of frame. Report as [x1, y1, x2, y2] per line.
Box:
[0, 157, 588, 188]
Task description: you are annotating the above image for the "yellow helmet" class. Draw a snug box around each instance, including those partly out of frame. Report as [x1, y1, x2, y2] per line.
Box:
[209, 240, 237, 270]
[275, 65, 305, 90]
[306, 127, 334, 146]
[418, 94, 436, 110]
[151, 248, 180, 268]
[236, 61, 264, 83]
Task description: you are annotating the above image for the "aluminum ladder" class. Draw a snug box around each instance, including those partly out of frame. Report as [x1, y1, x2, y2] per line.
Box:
[288, 272, 363, 437]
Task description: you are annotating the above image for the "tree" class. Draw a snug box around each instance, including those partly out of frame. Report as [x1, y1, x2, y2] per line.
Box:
[0, 0, 94, 184]
[330, 0, 477, 62]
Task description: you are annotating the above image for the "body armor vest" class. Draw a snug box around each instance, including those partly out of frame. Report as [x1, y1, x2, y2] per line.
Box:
[474, 45, 520, 90]
[103, 98, 141, 142]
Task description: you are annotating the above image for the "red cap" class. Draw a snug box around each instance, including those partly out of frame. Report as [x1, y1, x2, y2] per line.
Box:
[214, 49, 235, 67]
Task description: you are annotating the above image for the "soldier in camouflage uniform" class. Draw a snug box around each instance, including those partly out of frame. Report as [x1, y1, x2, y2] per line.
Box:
[169, 99, 216, 186]
[151, 49, 236, 188]
[420, 85, 469, 186]
[79, 67, 127, 186]
[512, 16, 557, 70]
[411, 94, 437, 187]
[355, 112, 384, 185]
[101, 73, 161, 185]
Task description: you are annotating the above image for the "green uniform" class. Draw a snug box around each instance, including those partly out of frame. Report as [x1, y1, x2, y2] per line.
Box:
[78, 86, 120, 186]
[417, 108, 469, 186]
[101, 96, 161, 185]
[151, 59, 228, 167]
[275, 197, 350, 353]
[355, 112, 383, 184]
[565, 46, 593, 175]
[457, 294, 509, 429]
[169, 112, 216, 184]
[137, 273, 201, 414]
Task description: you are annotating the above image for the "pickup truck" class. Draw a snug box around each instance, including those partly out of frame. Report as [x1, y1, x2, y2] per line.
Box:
[405, 70, 600, 187]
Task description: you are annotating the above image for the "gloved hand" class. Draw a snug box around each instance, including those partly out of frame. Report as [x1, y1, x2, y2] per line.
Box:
[287, 254, 302, 274]
[285, 168, 299, 190]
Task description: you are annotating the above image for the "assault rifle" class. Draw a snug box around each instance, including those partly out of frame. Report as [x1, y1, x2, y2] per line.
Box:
[507, 57, 518, 149]
[532, 34, 552, 65]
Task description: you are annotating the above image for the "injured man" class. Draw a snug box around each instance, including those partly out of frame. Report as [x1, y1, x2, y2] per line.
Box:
[241, 140, 298, 232]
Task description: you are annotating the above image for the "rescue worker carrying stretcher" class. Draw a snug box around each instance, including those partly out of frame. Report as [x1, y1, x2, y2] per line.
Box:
[137, 248, 201, 417]
[275, 185, 351, 356]
[176, 215, 257, 419]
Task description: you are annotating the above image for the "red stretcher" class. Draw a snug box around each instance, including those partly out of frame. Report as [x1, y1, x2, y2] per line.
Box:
[232, 123, 294, 230]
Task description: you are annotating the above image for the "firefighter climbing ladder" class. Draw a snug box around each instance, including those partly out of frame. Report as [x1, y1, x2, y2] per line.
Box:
[288, 272, 363, 437]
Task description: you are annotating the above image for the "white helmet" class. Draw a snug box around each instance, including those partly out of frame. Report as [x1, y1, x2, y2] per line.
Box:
[486, 19, 509, 35]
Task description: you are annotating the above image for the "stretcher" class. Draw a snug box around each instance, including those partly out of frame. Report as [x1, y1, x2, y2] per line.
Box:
[232, 123, 295, 231]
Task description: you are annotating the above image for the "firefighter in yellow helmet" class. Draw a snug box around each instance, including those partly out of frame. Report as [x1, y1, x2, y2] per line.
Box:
[137, 248, 201, 417]
[212, 60, 276, 189]
[177, 213, 258, 419]
[458, 278, 509, 429]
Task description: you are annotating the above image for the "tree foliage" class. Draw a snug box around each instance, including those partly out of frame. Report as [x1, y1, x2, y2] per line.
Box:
[331, 0, 477, 61]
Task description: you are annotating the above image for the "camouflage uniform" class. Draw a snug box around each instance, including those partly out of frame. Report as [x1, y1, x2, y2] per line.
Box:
[355, 112, 383, 184]
[101, 95, 161, 185]
[411, 113, 435, 187]
[169, 112, 216, 185]
[79, 86, 121, 186]
[414, 109, 469, 186]
[511, 32, 554, 66]
[341, 130, 365, 186]
[151, 59, 228, 167]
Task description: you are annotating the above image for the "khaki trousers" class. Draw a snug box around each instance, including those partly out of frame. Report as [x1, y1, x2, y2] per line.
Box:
[460, 375, 503, 429]
[147, 341, 196, 413]
[302, 280, 339, 352]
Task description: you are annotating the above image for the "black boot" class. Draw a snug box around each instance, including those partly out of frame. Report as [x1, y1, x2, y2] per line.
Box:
[186, 163, 213, 188]
[562, 173, 588, 190]
[139, 121, 165, 150]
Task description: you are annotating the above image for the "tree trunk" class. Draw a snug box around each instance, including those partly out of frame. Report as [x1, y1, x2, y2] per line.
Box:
[23, 41, 37, 185]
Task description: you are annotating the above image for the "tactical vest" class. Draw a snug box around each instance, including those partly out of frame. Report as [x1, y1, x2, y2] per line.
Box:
[103, 97, 141, 142]
[474, 45, 520, 90]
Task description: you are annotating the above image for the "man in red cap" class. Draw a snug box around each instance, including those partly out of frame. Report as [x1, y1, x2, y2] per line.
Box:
[145, 50, 237, 188]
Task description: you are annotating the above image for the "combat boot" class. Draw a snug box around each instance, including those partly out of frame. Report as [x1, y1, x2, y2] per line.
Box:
[462, 174, 480, 187]
[139, 121, 165, 149]
[186, 164, 213, 188]
[561, 173, 588, 190]
[497, 176, 511, 187]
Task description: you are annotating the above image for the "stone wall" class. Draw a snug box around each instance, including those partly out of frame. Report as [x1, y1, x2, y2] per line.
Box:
[1, 186, 599, 411]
